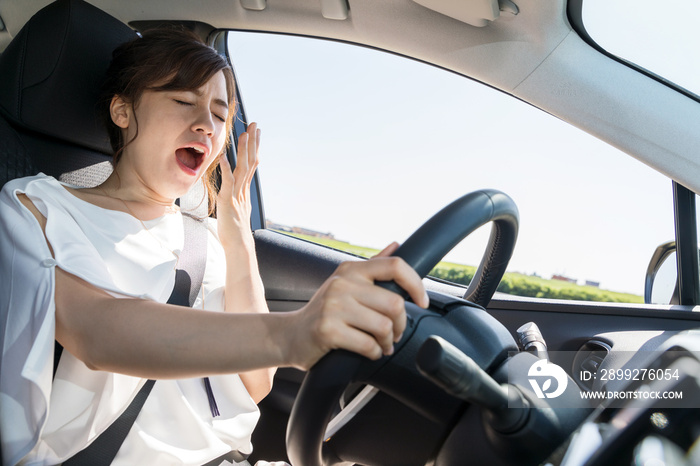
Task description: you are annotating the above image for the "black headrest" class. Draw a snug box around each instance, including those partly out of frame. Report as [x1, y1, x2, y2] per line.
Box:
[0, 0, 137, 154]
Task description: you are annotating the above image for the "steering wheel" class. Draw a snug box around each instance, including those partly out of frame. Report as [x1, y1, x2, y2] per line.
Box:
[286, 189, 519, 466]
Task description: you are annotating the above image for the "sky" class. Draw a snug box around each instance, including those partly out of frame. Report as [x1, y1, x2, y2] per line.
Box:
[583, 0, 700, 96]
[225, 1, 697, 296]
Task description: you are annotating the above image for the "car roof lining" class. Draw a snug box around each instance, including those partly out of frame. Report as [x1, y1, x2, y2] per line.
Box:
[0, 0, 579, 90]
[514, 31, 700, 192]
[2, 0, 699, 194]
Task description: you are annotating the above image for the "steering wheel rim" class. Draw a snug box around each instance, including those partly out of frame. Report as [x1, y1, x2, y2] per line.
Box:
[286, 189, 519, 466]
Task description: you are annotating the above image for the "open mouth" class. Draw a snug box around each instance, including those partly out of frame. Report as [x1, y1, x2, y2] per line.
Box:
[175, 146, 206, 174]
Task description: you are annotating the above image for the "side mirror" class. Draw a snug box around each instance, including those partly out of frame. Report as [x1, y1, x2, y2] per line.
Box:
[644, 241, 679, 305]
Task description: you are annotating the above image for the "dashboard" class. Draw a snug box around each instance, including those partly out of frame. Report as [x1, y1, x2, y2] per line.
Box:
[254, 231, 700, 465]
[555, 330, 700, 466]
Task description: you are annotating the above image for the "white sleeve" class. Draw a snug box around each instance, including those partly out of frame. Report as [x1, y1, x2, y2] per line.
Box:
[0, 180, 58, 466]
[0, 176, 146, 465]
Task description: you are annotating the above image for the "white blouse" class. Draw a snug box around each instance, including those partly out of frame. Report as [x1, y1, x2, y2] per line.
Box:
[0, 174, 259, 465]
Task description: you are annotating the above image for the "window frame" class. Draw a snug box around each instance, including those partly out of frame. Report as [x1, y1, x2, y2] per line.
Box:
[212, 30, 266, 230]
[673, 182, 700, 305]
[567, 1, 700, 308]
[221, 28, 700, 311]
[566, 0, 700, 105]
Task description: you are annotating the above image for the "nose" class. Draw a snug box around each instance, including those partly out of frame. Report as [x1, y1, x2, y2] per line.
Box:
[192, 109, 214, 137]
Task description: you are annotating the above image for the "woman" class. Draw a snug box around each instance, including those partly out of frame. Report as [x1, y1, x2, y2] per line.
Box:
[0, 29, 428, 465]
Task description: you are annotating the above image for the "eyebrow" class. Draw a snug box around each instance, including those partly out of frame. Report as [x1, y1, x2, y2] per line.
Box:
[212, 98, 229, 110]
[189, 89, 229, 110]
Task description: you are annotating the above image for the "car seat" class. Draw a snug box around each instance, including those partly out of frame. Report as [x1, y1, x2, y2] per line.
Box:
[0, 1, 213, 462]
[0, 1, 135, 461]
[0, 0, 137, 189]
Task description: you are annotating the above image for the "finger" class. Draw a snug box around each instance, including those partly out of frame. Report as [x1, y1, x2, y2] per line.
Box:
[351, 284, 407, 342]
[236, 132, 249, 172]
[315, 308, 386, 360]
[243, 125, 261, 187]
[218, 153, 234, 197]
[350, 257, 430, 309]
[321, 269, 407, 351]
[379, 257, 428, 309]
[234, 123, 260, 194]
[233, 132, 250, 194]
[333, 325, 385, 360]
[327, 295, 399, 357]
[344, 304, 398, 356]
[373, 241, 399, 258]
[246, 122, 258, 153]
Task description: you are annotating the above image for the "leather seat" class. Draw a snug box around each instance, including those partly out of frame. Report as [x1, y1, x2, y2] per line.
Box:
[0, 2, 213, 461]
[0, 2, 134, 460]
[0, 0, 137, 189]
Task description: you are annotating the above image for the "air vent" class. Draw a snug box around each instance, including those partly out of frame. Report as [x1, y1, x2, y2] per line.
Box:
[573, 340, 611, 391]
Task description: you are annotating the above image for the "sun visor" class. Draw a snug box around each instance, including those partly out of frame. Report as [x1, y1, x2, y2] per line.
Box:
[412, 0, 518, 27]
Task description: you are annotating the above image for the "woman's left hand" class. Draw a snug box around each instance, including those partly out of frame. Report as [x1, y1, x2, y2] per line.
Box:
[217, 123, 274, 401]
[217, 122, 261, 249]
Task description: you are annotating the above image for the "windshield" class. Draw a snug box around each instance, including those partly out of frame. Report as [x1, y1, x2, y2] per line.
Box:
[581, 0, 700, 98]
[228, 31, 674, 304]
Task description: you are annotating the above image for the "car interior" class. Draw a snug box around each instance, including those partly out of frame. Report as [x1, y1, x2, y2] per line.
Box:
[2, 0, 700, 465]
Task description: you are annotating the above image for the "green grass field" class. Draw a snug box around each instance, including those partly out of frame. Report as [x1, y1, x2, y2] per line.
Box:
[276, 231, 643, 304]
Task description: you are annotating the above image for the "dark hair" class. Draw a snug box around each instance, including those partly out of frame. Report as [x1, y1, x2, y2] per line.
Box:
[100, 28, 236, 214]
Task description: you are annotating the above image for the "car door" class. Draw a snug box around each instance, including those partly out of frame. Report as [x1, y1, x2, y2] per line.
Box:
[223, 30, 700, 465]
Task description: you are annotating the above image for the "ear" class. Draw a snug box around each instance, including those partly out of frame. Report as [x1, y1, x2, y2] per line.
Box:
[109, 95, 131, 129]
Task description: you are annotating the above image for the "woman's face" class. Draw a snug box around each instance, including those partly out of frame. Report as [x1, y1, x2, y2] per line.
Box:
[112, 70, 230, 201]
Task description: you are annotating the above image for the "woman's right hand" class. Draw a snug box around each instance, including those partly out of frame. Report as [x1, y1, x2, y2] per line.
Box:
[284, 242, 429, 370]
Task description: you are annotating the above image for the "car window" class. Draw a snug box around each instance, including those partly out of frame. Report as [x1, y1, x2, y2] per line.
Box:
[581, 0, 700, 98]
[227, 31, 674, 304]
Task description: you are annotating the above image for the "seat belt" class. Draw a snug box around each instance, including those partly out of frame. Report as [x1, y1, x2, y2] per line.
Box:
[61, 380, 156, 466]
[63, 181, 213, 465]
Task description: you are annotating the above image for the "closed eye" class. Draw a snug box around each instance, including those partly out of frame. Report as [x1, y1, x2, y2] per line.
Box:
[175, 98, 226, 122]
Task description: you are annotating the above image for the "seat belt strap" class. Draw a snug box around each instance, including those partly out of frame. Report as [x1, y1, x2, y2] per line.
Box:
[61, 380, 155, 466]
[63, 180, 211, 465]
